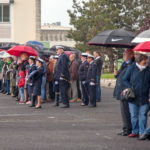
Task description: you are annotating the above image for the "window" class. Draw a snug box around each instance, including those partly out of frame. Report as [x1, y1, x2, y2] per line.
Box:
[0, 4, 10, 22]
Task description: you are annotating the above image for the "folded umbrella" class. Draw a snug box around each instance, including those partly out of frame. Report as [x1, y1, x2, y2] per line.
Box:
[88, 29, 136, 48]
[7, 45, 38, 56]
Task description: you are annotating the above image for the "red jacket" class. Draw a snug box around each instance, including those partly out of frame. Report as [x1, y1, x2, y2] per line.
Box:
[18, 71, 26, 88]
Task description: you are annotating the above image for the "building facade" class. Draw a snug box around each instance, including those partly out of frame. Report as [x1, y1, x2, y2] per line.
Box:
[0, 0, 41, 44]
[41, 24, 76, 47]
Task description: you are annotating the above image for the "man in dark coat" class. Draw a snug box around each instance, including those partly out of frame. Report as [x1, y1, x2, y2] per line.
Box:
[93, 51, 103, 102]
[114, 49, 135, 136]
[78, 53, 89, 106]
[87, 54, 97, 107]
[55, 46, 70, 108]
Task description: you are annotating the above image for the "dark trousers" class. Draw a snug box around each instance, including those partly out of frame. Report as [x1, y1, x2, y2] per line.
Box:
[0, 80, 2, 90]
[49, 81, 55, 99]
[59, 80, 69, 106]
[120, 100, 132, 134]
[81, 82, 89, 105]
[6, 80, 10, 94]
[88, 84, 96, 106]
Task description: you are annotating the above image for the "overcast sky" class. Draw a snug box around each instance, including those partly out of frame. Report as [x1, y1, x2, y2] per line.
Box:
[41, 0, 88, 26]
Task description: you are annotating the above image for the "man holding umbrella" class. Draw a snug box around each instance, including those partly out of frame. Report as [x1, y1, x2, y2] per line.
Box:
[55, 46, 70, 108]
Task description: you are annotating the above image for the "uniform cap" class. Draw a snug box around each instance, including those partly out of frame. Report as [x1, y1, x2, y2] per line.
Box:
[81, 53, 88, 57]
[36, 58, 44, 63]
[87, 54, 95, 59]
[56, 45, 65, 50]
[29, 56, 36, 60]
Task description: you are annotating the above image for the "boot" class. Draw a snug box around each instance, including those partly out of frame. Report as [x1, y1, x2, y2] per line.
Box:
[29, 95, 36, 107]
[54, 94, 59, 106]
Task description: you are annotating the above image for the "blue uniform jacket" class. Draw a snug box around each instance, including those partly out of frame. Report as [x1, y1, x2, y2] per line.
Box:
[86, 61, 97, 83]
[28, 66, 44, 84]
[55, 53, 70, 81]
[78, 61, 89, 81]
[123, 64, 150, 105]
[27, 64, 37, 85]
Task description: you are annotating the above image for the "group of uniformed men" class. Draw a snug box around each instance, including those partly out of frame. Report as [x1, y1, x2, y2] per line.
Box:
[54, 46, 103, 108]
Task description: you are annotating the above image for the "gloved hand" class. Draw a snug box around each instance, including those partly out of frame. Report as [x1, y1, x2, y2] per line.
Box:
[60, 77, 64, 80]
[55, 81, 59, 85]
[90, 82, 95, 86]
[82, 81, 86, 85]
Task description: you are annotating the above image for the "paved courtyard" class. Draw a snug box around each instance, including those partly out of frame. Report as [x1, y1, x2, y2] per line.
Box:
[0, 88, 149, 150]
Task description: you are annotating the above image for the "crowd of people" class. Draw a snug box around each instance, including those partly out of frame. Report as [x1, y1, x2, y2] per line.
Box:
[1, 45, 150, 141]
[114, 49, 150, 140]
[0, 46, 103, 109]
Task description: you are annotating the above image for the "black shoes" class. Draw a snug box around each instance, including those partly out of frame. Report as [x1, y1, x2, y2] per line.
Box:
[60, 105, 70, 108]
[117, 132, 130, 136]
[88, 105, 96, 108]
[138, 134, 150, 140]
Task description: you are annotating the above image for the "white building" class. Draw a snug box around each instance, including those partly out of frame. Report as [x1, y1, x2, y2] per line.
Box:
[41, 23, 76, 47]
[0, 0, 41, 44]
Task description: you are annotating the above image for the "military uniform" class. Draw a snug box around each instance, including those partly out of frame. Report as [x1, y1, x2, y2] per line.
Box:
[27, 63, 37, 99]
[87, 61, 97, 107]
[55, 53, 70, 107]
[78, 61, 89, 105]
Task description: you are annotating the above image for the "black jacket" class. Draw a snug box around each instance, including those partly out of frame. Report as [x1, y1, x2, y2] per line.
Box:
[94, 57, 103, 76]
[86, 61, 97, 83]
[27, 64, 37, 84]
[78, 61, 89, 81]
[55, 53, 70, 81]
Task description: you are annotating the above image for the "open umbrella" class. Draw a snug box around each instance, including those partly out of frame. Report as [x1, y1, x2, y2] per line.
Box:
[26, 41, 44, 46]
[133, 41, 150, 56]
[88, 29, 136, 48]
[7, 45, 38, 56]
[132, 29, 150, 44]
[0, 51, 12, 58]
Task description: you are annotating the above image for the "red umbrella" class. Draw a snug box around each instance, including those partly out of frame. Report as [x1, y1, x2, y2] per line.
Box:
[133, 41, 150, 53]
[7, 45, 38, 56]
[0, 49, 5, 52]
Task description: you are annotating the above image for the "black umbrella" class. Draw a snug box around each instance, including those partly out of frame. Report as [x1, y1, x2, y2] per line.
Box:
[88, 29, 136, 48]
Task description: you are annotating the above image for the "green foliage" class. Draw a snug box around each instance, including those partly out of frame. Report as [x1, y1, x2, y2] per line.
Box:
[68, 0, 150, 72]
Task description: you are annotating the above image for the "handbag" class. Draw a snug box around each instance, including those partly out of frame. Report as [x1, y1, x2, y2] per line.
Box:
[120, 88, 135, 101]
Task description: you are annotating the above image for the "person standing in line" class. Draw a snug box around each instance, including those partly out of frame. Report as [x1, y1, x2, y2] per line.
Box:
[69, 53, 80, 103]
[114, 49, 134, 136]
[78, 53, 89, 106]
[26, 56, 37, 106]
[55, 46, 70, 108]
[86, 54, 97, 107]
[27, 58, 44, 109]
[123, 53, 150, 140]
[93, 51, 103, 102]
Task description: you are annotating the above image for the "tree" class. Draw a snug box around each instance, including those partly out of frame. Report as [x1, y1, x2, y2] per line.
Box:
[68, 0, 150, 72]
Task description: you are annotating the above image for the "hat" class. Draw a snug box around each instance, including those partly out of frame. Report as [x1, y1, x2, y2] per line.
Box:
[36, 58, 44, 64]
[29, 56, 36, 60]
[54, 55, 59, 59]
[87, 54, 95, 59]
[81, 53, 88, 57]
[56, 45, 64, 50]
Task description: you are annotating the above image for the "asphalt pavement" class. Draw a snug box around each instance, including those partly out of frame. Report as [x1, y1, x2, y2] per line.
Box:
[0, 88, 149, 150]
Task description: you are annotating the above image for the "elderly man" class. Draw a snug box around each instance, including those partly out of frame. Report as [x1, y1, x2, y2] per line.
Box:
[55, 46, 70, 108]
[69, 53, 80, 103]
[114, 49, 135, 136]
